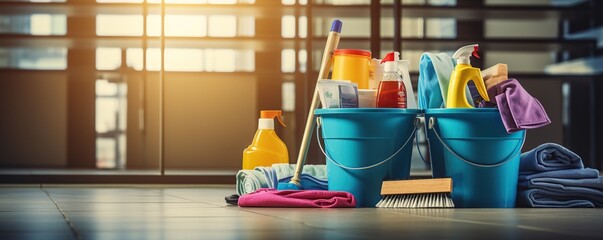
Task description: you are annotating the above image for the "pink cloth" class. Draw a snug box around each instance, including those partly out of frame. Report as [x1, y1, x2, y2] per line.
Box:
[238, 188, 356, 208]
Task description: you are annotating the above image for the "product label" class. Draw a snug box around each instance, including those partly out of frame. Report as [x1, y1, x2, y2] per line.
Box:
[318, 80, 359, 109]
[339, 85, 359, 108]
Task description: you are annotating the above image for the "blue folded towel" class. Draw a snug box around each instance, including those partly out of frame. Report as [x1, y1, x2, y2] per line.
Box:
[519, 168, 602, 187]
[517, 188, 598, 208]
[236, 164, 328, 195]
[518, 143, 603, 208]
[518, 169, 603, 207]
[519, 143, 583, 173]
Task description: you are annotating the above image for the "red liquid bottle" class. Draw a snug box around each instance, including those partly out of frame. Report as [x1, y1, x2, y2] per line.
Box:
[376, 52, 407, 108]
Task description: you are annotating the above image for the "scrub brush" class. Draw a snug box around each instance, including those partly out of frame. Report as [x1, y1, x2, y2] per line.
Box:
[375, 178, 454, 208]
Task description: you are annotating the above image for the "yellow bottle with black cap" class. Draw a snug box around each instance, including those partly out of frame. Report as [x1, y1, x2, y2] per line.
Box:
[242, 110, 289, 170]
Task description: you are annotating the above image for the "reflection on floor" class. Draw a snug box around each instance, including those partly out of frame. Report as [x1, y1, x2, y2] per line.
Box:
[1, 184, 602, 239]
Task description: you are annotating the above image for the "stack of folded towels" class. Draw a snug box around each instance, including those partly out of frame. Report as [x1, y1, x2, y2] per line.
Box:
[517, 143, 603, 208]
[236, 164, 328, 196]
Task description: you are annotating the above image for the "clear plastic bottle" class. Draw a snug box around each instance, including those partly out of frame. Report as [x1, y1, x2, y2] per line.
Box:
[376, 52, 407, 108]
[242, 110, 289, 170]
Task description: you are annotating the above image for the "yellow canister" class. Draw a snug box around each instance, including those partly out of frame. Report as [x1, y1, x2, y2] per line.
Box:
[331, 49, 371, 89]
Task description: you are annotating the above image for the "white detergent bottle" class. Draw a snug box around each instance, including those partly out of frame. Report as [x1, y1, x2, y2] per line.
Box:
[396, 59, 417, 109]
[242, 110, 289, 170]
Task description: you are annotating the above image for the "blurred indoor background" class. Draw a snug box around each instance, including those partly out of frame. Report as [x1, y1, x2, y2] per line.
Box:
[0, 0, 601, 183]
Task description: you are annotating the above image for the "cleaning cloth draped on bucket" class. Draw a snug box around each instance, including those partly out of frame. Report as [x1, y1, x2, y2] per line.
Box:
[236, 164, 328, 195]
[238, 188, 356, 208]
[478, 79, 550, 133]
[418, 53, 474, 109]
[517, 143, 603, 207]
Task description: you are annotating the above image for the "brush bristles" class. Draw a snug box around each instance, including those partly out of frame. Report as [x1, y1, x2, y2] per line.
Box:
[375, 193, 455, 208]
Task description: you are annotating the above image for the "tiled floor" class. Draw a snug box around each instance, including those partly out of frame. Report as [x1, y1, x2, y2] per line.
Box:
[1, 185, 603, 240]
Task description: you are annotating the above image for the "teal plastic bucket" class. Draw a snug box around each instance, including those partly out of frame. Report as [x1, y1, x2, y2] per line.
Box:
[423, 118, 446, 178]
[425, 108, 525, 208]
[315, 108, 420, 207]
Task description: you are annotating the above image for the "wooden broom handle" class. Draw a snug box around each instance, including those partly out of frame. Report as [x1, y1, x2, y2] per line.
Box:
[289, 30, 341, 186]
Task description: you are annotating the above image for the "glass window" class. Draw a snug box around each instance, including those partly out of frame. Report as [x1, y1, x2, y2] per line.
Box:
[96, 48, 122, 70]
[145, 0, 246, 4]
[167, 15, 207, 37]
[298, 16, 307, 38]
[147, 15, 208, 37]
[165, 48, 204, 72]
[96, 79, 127, 169]
[281, 15, 296, 38]
[281, 49, 295, 73]
[146, 48, 161, 71]
[97, 0, 143, 3]
[13, 0, 66, 2]
[235, 49, 255, 72]
[282, 82, 295, 112]
[319, 0, 370, 5]
[298, 49, 307, 73]
[0, 48, 67, 70]
[426, 18, 456, 39]
[0, 14, 66, 35]
[208, 15, 237, 37]
[141, 48, 249, 72]
[96, 15, 143, 36]
[126, 48, 143, 71]
[237, 16, 255, 37]
[204, 49, 236, 72]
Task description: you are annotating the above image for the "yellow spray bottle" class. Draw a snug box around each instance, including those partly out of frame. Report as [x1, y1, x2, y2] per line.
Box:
[446, 44, 490, 108]
[242, 110, 289, 170]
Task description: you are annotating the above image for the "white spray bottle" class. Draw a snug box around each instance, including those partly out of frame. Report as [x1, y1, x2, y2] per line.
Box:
[369, 52, 417, 109]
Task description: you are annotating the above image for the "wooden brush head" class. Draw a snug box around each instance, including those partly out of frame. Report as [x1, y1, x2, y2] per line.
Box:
[380, 178, 453, 195]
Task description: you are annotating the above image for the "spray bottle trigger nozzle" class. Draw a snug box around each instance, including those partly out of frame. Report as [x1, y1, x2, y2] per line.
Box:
[260, 110, 286, 127]
[275, 115, 286, 127]
[380, 51, 400, 64]
[472, 46, 480, 59]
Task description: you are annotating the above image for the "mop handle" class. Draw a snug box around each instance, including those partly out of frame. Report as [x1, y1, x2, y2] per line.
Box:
[289, 20, 342, 186]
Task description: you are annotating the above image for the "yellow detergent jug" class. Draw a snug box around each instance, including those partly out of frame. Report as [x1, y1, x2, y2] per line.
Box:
[446, 44, 490, 108]
[242, 110, 289, 170]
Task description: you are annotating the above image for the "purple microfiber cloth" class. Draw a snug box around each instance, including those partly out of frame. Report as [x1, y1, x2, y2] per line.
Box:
[238, 188, 356, 208]
[479, 79, 551, 133]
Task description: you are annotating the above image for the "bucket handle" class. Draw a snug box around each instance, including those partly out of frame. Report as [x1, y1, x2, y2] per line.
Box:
[414, 116, 430, 166]
[316, 116, 418, 170]
[428, 117, 526, 168]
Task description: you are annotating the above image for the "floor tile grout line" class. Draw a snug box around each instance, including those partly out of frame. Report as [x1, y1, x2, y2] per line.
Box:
[234, 208, 335, 230]
[385, 210, 576, 237]
[163, 193, 230, 208]
[42, 187, 82, 240]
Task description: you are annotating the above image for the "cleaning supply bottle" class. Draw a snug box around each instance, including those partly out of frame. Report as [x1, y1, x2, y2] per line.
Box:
[376, 52, 407, 108]
[242, 110, 289, 170]
[446, 44, 490, 108]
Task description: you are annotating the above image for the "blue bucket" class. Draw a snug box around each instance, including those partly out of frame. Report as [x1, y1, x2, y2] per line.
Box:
[315, 108, 420, 207]
[425, 108, 525, 208]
